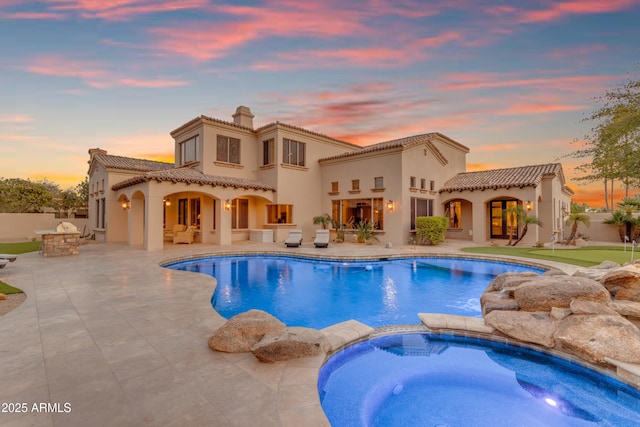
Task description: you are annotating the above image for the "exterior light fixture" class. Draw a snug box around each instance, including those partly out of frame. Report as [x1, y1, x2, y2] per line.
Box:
[122, 200, 130, 210]
[224, 199, 231, 211]
[163, 199, 171, 207]
[526, 200, 533, 211]
[387, 200, 394, 211]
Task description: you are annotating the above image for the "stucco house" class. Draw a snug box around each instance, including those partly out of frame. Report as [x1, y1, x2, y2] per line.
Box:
[87, 106, 572, 250]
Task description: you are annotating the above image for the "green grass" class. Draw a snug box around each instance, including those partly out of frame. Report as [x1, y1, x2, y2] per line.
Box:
[461, 245, 637, 267]
[0, 241, 36, 294]
[0, 281, 23, 294]
[0, 240, 40, 254]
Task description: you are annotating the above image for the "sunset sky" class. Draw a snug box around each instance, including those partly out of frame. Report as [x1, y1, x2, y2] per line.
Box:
[2, 0, 640, 207]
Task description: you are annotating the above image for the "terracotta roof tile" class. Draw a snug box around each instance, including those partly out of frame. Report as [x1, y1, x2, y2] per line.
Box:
[111, 167, 275, 192]
[93, 153, 174, 172]
[440, 163, 564, 192]
[318, 133, 440, 161]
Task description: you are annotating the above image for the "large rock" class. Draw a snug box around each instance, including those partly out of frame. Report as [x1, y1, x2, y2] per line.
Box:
[484, 310, 556, 348]
[486, 272, 539, 292]
[609, 300, 640, 318]
[208, 310, 287, 353]
[514, 276, 610, 311]
[251, 327, 330, 363]
[480, 291, 519, 316]
[569, 300, 618, 316]
[555, 314, 640, 364]
[600, 265, 640, 302]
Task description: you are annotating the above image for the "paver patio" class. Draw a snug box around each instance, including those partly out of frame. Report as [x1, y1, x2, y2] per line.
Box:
[0, 241, 575, 426]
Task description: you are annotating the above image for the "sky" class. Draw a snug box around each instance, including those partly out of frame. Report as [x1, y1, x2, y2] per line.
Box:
[1, 0, 640, 207]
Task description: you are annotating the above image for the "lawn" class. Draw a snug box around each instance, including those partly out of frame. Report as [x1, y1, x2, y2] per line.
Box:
[0, 240, 40, 254]
[0, 241, 37, 294]
[461, 245, 636, 267]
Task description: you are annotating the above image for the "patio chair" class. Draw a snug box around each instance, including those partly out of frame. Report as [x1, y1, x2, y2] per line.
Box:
[0, 259, 7, 269]
[173, 226, 196, 244]
[165, 224, 187, 241]
[0, 254, 17, 262]
[284, 229, 303, 247]
[314, 229, 330, 248]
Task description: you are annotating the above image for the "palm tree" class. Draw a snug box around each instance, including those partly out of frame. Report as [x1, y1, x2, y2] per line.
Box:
[312, 213, 332, 229]
[603, 209, 636, 242]
[564, 212, 591, 245]
[505, 204, 519, 246]
[510, 207, 543, 246]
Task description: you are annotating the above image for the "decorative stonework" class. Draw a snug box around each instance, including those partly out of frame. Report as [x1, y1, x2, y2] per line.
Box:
[41, 232, 80, 257]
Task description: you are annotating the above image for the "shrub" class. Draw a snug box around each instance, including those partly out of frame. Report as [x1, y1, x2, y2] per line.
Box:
[415, 216, 448, 245]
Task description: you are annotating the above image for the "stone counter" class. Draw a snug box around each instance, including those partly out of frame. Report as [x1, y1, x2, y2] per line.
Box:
[36, 231, 81, 257]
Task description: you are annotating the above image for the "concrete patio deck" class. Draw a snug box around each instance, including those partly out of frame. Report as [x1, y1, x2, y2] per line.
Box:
[0, 240, 575, 427]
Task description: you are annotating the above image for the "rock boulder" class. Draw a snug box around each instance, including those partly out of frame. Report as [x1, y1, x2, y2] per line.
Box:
[484, 310, 556, 348]
[514, 276, 610, 311]
[208, 310, 287, 353]
[600, 265, 640, 302]
[555, 314, 640, 364]
[251, 327, 330, 363]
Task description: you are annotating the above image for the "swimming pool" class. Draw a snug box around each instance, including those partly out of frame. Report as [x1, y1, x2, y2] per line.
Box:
[318, 333, 640, 427]
[165, 255, 543, 329]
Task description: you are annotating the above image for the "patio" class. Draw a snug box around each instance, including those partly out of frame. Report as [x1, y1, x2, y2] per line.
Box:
[0, 241, 575, 427]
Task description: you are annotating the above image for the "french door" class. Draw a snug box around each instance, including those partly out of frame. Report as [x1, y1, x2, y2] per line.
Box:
[490, 200, 519, 239]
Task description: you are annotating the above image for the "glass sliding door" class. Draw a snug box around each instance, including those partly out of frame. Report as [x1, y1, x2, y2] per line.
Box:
[490, 200, 519, 239]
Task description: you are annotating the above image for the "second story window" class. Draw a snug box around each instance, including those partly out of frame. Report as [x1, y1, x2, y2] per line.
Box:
[217, 135, 241, 164]
[352, 179, 360, 191]
[331, 181, 339, 192]
[410, 176, 416, 188]
[374, 176, 384, 189]
[421, 178, 426, 190]
[283, 138, 305, 166]
[262, 138, 274, 165]
[179, 135, 198, 165]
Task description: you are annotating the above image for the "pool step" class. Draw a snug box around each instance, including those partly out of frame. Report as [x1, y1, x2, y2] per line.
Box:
[418, 313, 495, 334]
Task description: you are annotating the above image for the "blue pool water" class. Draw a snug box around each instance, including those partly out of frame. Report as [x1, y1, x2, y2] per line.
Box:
[165, 255, 542, 329]
[319, 333, 640, 427]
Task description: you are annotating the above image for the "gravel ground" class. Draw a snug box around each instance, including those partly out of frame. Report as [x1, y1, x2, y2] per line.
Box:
[0, 293, 26, 316]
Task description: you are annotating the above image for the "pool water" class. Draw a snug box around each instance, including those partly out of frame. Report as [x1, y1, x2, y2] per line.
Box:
[166, 255, 542, 329]
[318, 333, 640, 427]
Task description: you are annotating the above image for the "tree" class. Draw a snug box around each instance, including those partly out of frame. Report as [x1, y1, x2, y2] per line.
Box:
[568, 73, 640, 209]
[603, 209, 637, 242]
[0, 178, 54, 213]
[75, 177, 89, 207]
[508, 206, 543, 246]
[312, 213, 333, 229]
[564, 211, 591, 245]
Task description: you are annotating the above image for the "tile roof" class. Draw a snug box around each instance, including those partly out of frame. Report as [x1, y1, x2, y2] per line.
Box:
[93, 153, 174, 172]
[318, 133, 447, 162]
[440, 163, 564, 192]
[111, 167, 275, 192]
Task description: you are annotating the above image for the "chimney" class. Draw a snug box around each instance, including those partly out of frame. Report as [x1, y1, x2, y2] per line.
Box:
[88, 148, 107, 163]
[232, 106, 254, 128]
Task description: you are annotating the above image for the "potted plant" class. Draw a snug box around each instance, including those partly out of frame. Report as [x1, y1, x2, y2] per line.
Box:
[312, 213, 332, 229]
[355, 220, 378, 244]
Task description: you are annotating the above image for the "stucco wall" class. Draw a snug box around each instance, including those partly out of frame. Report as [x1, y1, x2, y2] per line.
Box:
[0, 213, 89, 242]
[574, 212, 626, 243]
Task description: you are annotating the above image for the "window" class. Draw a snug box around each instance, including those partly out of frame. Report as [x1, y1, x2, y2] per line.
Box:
[217, 135, 241, 164]
[410, 197, 434, 230]
[374, 177, 384, 189]
[231, 198, 249, 229]
[430, 180, 435, 191]
[179, 135, 198, 165]
[449, 201, 461, 229]
[331, 198, 384, 230]
[420, 179, 426, 190]
[410, 176, 416, 188]
[351, 179, 360, 191]
[262, 138, 274, 165]
[95, 199, 100, 227]
[190, 198, 201, 228]
[178, 198, 188, 225]
[267, 204, 293, 224]
[283, 138, 305, 166]
[331, 182, 339, 192]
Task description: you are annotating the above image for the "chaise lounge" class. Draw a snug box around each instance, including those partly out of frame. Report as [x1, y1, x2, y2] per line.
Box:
[0, 254, 18, 262]
[314, 229, 330, 248]
[0, 260, 7, 269]
[284, 229, 303, 247]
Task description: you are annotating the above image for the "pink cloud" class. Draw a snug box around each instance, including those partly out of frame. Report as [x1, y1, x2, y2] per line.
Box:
[499, 102, 586, 116]
[23, 54, 189, 88]
[548, 43, 608, 60]
[485, 0, 640, 24]
[37, 0, 207, 21]
[0, 114, 34, 124]
[439, 72, 619, 92]
[0, 11, 65, 19]
[474, 144, 519, 152]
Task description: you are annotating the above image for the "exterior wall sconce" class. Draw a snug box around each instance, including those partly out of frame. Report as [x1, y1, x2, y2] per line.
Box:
[387, 200, 394, 211]
[163, 199, 171, 207]
[122, 200, 130, 210]
[224, 199, 231, 211]
[526, 200, 533, 211]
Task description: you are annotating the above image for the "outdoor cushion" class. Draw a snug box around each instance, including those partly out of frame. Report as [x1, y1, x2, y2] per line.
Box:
[314, 230, 330, 248]
[173, 226, 196, 244]
[0, 260, 7, 269]
[0, 254, 17, 262]
[284, 229, 303, 247]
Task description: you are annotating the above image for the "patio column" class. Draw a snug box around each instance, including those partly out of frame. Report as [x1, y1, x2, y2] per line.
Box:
[471, 201, 486, 244]
[145, 193, 165, 251]
[218, 196, 232, 246]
